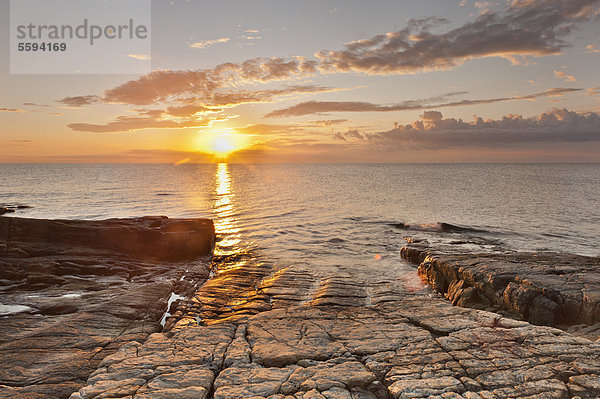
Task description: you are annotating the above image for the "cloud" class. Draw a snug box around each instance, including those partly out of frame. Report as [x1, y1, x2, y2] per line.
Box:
[316, 0, 599, 74]
[22, 102, 48, 107]
[57, 95, 100, 107]
[266, 87, 581, 117]
[585, 87, 600, 96]
[421, 110, 444, 122]
[474, 1, 494, 9]
[266, 91, 467, 117]
[67, 113, 229, 133]
[110, 85, 343, 121]
[67, 0, 596, 108]
[305, 119, 349, 127]
[352, 108, 600, 150]
[0, 107, 25, 113]
[235, 123, 309, 137]
[334, 129, 365, 141]
[208, 85, 344, 108]
[99, 60, 319, 106]
[164, 105, 212, 117]
[189, 37, 230, 49]
[128, 54, 151, 60]
[554, 70, 576, 82]
[586, 44, 600, 53]
[66, 83, 343, 132]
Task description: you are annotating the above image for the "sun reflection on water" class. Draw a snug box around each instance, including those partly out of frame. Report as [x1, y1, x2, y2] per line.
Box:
[213, 163, 242, 257]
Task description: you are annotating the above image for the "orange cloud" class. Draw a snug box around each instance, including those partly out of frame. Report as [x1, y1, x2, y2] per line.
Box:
[554, 70, 576, 82]
[67, 85, 345, 131]
[586, 44, 600, 53]
[266, 88, 581, 117]
[128, 54, 151, 61]
[67, 114, 229, 133]
[189, 37, 230, 49]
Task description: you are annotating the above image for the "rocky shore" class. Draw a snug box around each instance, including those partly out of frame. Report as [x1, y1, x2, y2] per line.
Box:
[2, 216, 600, 398]
[0, 216, 215, 398]
[400, 239, 600, 340]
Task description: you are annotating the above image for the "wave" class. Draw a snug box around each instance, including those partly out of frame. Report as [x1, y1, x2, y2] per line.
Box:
[389, 222, 488, 234]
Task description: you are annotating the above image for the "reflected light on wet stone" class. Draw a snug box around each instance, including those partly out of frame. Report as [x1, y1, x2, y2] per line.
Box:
[171, 163, 276, 329]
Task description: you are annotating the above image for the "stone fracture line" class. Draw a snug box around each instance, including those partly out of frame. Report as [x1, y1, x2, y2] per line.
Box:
[70, 259, 600, 399]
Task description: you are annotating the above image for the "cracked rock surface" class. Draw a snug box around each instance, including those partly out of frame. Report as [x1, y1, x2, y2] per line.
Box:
[401, 240, 600, 333]
[70, 247, 600, 398]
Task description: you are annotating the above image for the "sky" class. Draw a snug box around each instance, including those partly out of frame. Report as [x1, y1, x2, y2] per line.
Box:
[1, 0, 600, 163]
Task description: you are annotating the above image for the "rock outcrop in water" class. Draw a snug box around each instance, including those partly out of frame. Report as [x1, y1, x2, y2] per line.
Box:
[0, 204, 30, 216]
[401, 239, 600, 332]
[0, 216, 215, 398]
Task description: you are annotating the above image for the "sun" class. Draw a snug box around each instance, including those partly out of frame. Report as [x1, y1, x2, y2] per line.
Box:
[196, 130, 249, 158]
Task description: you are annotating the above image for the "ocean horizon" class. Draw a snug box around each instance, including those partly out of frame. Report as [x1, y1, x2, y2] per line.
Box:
[2, 163, 599, 261]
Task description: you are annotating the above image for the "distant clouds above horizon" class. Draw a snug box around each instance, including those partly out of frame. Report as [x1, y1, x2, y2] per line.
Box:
[264, 88, 584, 118]
[1, 0, 600, 162]
[335, 108, 600, 149]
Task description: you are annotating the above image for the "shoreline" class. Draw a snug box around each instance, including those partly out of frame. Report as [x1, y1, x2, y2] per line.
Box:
[1, 216, 600, 398]
[0, 216, 215, 398]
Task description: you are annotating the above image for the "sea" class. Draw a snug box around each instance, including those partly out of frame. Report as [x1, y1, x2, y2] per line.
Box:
[1, 164, 599, 273]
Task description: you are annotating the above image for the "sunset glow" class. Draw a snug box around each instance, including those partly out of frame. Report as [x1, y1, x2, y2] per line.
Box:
[196, 130, 250, 158]
[1, 0, 599, 163]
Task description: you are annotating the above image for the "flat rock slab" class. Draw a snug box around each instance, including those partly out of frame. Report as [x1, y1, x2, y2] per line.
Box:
[401, 241, 600, 330]
[0, 215, 215, 261]
[0, 216, 215, 398]
[69, 298, 600, 399]
[70, 251, 600, 399]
